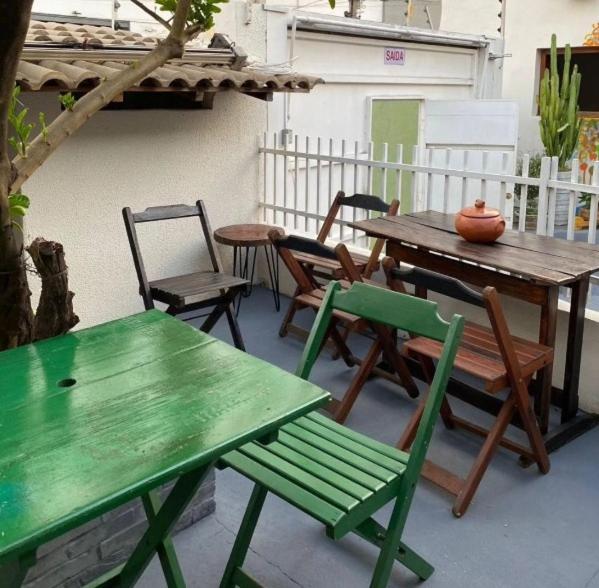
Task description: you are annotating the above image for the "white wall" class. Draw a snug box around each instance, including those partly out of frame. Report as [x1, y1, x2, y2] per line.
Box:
[441, 0, 595, 152]
[21, 3, 267, 328]
[266, 15, 487, 143]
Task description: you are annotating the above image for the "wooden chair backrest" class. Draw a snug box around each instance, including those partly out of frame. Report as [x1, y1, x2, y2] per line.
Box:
[385, 262, 485, 308]
[318, 191, 399, 279]
[297, 281, 464, 508]
[122, 200, 222, 310]
[383, 257, 526, 388]
[269, 231, 338, 295]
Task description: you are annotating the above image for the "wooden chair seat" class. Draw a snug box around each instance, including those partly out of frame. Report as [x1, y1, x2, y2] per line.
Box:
[149, 271, 248, 308]
[293, 250, 376, 278]
[403, 321, 554, 393]
[222, 412, 409, 540]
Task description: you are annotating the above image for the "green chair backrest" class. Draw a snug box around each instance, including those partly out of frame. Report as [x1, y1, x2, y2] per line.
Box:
[296, 280, 464, 493]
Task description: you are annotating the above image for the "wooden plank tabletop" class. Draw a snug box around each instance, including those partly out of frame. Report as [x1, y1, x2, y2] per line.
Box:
[0, 311, 329, 561]
[351, 211, 599, 286]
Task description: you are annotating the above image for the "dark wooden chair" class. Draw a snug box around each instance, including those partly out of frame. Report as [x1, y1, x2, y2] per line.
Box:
[384, 259, 552, 517]
[278, 191, 398, 339]
[271, 231, 418, 420]
[219, 280, 465, 588]
[122, 201, 248, 350]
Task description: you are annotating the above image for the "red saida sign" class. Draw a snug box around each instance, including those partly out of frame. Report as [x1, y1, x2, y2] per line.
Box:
[384, 47, 406, 65]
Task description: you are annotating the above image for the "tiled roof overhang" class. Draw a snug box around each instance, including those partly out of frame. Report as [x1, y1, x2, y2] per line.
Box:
[17, 20, 323, 96]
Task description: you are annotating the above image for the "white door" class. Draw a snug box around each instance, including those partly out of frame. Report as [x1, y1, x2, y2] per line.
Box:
[421, 99, 519, 225]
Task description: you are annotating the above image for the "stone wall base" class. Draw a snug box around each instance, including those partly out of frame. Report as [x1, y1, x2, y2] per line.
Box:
[24, 471, 215, 588]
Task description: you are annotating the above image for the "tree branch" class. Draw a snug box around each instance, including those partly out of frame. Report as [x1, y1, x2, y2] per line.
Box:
[10, 0, 195, 192]
[130, 0, 172, 31]
[0, 0, 34, 265]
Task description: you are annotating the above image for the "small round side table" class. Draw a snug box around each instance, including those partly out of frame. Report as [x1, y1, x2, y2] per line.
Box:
[214, 223, 283, 313]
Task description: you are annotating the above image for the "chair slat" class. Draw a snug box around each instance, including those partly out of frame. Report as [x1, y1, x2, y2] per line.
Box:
[262, 441, 374, 501]
[239, 443, 359, 512]
[294, 417, 407, 473]
[223, 450, 346, 527]
[282, 423, 398, 483]
[306, 413, 410, 465]
[276, 431, 385, 493]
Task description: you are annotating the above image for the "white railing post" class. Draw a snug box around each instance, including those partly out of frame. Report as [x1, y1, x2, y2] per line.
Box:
[536, 156, 552, 236]
[272, 131, 278, 226]
[518, 153, 530, 233]
[567, 159, 579, 241]
[316, 137, 322, 233]
[411, 145, 421, 212]
[442, 148, 451, 214]
[304, 136, 310, 232]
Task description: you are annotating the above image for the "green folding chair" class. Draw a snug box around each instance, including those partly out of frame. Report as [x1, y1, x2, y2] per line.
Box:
[219, 281, 464, 588]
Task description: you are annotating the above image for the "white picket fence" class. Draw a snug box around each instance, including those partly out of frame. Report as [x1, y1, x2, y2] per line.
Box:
[259, 133, 599, 292]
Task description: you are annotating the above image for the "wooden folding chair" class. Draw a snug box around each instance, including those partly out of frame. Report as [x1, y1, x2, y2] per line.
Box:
[271, 231, 418, 416]
[384, 260, 551, 517]
[219, 281, 465, 588]
[122, 201, 248, 350]
[278, 191, 398, 339]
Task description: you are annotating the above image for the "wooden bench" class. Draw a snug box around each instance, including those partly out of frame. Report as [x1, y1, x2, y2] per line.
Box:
[220, 281, 464, 588]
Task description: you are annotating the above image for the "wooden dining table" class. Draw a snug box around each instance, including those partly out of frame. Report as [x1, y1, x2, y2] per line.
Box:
[352, 210, 599, 453]
[0, 310, 329, 587]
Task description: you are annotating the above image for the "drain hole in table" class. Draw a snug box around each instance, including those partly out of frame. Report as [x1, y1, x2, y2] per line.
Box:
[58, 378, 77, 388]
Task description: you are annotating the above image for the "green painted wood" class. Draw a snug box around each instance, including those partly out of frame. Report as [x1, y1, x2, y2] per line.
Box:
[223, 451, 346, 526]
[282, 422, 398, 483]
[305, 413, 410, 465]
[261, 439, 374, 501]
[220, 281, 464, 588]
[293, 417, 407, 473]
[369, 313, 464, 588]
[354, 517, 434, 580]
[220, 485, 268, 588]
[276, 431, 386, 493]
[0, 552, 36, 588]
[0, 310, 329, 565]
[141, 491, 186, 587]
[238, 443, 360, 511]
[116, 465, 212, 587]
[333, 281, 452, 342]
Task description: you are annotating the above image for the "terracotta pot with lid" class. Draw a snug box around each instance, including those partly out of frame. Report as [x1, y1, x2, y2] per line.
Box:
[455, 199, 506, 243]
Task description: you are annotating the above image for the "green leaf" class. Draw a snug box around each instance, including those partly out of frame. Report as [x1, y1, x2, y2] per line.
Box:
[8, 192, 30, 219]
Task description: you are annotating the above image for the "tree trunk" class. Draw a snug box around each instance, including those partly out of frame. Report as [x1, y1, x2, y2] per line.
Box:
[0, 1, 36, 350]
[0, 254, 34, 349]
[28, 238, 79, 340]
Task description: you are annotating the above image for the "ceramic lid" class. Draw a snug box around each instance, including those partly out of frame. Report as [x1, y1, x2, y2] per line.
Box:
[458, 199, 501, 219]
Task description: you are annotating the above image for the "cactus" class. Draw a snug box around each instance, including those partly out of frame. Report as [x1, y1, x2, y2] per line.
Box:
[539, 34, 582, 170]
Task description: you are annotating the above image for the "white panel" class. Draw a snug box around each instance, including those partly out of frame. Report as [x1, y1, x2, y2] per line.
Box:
[424, 99, 519, 147]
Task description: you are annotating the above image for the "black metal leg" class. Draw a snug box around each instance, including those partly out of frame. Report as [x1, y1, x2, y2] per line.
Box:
[233, 246, 258, 316]
[264, 244, 281, 311]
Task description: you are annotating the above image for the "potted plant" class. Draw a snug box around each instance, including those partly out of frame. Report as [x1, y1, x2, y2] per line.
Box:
[539, 33, 582, 226]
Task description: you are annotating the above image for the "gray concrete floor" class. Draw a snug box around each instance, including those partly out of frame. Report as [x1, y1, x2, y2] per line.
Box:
[140, 287, 599, 588]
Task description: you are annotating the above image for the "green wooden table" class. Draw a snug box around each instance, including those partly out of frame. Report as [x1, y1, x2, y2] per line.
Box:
[0, 310, 329, 587]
